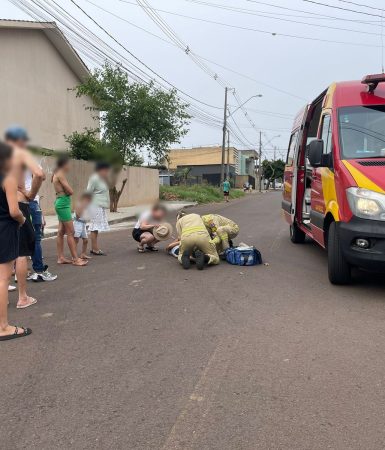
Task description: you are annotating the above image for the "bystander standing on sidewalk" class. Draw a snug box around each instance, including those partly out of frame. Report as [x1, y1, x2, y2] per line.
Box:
[25, 169, 57, 282]
[87, 162, 111, 256]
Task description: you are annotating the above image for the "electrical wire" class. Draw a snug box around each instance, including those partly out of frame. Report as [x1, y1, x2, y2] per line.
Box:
[244, 0, 383, 24]
[85, 0, 306, 102]
[302, 0, 385, 19]
[116, 0, 383, 47]
[10, 0, 228, 132]
[182, 0, 383, 37]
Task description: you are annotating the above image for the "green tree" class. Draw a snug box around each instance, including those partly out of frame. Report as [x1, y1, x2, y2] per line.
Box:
[75, 63, 190, 165]
[70, 63, 190, 211]
[262, 159, 285, 190]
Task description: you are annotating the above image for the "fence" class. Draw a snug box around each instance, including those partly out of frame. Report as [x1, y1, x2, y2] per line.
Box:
[36, 156, 159, 214]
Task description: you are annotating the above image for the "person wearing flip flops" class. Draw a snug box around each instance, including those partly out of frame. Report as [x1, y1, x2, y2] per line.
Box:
[5, 126, 44, 309]
[52, 156, 88, 267]
[176, 212, 220, 270]
[87, 162, 111, 256]
[132, 204, 167, 253]
[0, 142, 32, 341]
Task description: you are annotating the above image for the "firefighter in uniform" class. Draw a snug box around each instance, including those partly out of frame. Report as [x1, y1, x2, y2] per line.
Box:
[202, 214, 239, 253]
[176, 212, 220, 270]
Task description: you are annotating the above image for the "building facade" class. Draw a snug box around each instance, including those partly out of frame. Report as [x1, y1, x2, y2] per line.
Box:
[0, 20, 97, 150]
[167, 146, 257, 186]
[167, 146, 239, 170]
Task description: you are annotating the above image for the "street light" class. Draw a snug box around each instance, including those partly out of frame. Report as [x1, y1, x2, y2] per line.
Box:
[228, 94, 263, 118]
[220, 90, 263, 184]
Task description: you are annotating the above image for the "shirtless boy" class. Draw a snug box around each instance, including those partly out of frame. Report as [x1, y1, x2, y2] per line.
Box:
[5, 126, 45, 309]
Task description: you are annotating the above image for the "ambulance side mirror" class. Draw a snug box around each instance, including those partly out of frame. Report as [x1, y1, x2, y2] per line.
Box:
[307, 140, 324, 167]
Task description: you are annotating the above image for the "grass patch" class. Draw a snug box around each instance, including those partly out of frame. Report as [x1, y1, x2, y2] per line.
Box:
[160, 185, 245, 204]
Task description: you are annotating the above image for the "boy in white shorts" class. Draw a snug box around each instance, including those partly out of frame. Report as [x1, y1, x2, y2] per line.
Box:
[73, 192, 92, 260]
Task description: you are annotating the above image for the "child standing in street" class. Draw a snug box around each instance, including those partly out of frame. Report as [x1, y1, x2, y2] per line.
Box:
[73, 192, 93, 260]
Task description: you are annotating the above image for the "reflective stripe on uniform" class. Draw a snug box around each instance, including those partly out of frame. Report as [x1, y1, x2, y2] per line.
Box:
[181, 226, 207, 237]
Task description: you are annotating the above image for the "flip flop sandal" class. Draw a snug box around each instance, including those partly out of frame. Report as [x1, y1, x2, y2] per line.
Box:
[146, 246, 158, 252]
[16, 297, 37, 309]
[90, 250, 106, 256]
[0, 326, 32, 341]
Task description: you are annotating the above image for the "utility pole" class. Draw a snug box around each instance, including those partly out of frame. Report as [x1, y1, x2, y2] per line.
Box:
[220, 87, 229, 185]
[226, 129, 230, 179]
[257, 130, 263, 192]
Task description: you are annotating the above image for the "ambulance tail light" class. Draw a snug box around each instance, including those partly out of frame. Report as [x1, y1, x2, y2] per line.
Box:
[361, 73, 385, 93]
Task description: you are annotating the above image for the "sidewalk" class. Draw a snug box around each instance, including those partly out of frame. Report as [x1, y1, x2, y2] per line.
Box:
[43, 201, 196, 238]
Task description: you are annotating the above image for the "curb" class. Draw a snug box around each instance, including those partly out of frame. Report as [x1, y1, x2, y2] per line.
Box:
[43, 214, 137, 239]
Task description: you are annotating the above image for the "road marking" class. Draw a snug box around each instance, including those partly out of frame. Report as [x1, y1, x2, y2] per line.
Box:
[162, 335, 239, 450]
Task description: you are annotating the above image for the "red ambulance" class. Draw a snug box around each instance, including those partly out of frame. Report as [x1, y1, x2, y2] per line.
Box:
[282, 74, 385, 284]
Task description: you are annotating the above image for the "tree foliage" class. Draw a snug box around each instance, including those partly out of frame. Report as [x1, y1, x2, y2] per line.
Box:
[262, 159, 285, 189]
[66, 130, 125, 166]
[74, 63, 191, 165]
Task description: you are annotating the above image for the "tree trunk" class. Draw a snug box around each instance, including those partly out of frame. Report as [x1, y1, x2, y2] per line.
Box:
[109, 177, 127, 212]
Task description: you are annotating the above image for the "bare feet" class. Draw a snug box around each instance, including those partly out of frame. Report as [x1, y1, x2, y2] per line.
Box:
[57, 257, 72, 265]
[17, 296, 37, 309]
[80, 254, 92, 260]
[72, 258, 88, 266]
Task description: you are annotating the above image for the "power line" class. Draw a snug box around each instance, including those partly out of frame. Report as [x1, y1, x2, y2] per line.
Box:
[302, 0, 385, 19]
[181, 0, 383, 37]
[10, 0, 227, 132]
[336, 0, 385, 12]
[136, 0, 229, 89]
[68, 0, 223, 109]
[85, 0, 306, 102]
[116, 0, 382, 48]
[244, 0, 382, 24]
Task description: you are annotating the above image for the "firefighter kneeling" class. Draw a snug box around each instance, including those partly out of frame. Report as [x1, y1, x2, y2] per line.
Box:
[176, 212, 220, 270]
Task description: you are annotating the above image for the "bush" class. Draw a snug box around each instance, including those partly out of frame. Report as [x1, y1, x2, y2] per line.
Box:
[65, 130, 124, 166]
[160, 185, 244, 204]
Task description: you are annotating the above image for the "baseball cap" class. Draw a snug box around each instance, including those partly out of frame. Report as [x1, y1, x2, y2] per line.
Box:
[4, 125, 29, 142]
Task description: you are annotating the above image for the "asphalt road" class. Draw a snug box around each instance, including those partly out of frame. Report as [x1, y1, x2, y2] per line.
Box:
[2, 192, 385, 450]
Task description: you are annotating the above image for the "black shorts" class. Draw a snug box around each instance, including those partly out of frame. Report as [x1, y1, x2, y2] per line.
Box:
[132, 228, 151, 243]
[18, 202, 35, 257]
[0, 219, 19, 264]
[224, 191, 229, 197]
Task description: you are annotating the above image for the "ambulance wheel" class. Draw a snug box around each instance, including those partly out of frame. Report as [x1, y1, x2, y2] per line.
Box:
[290, 223, 306, 244]
[327, 221, 352, 285]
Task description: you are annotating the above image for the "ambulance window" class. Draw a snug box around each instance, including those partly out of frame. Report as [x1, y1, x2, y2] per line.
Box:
[321, 115, 332, 155]
[287, 131, 299, 166]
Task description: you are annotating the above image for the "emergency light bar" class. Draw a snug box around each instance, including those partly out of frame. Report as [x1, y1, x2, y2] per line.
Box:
[362, 73, 385, 93]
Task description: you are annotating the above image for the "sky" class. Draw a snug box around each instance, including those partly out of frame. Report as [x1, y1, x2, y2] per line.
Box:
[3, 0, 385, 160]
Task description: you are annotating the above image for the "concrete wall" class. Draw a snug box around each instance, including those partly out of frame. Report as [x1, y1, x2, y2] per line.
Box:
[0, 29, 97, 150]
[36, 156, 159, 214]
